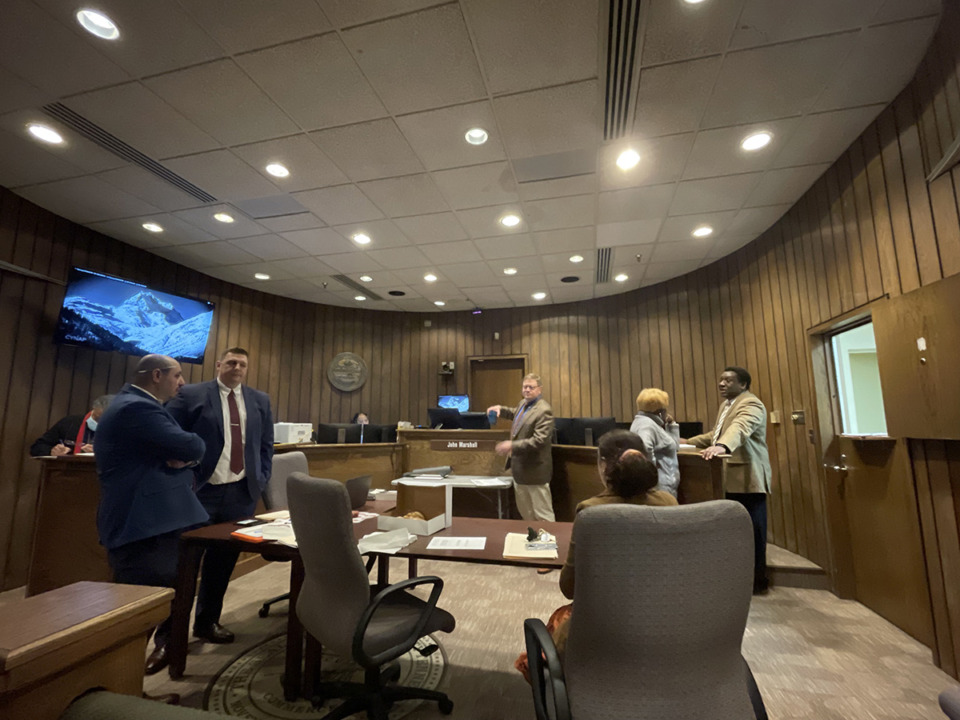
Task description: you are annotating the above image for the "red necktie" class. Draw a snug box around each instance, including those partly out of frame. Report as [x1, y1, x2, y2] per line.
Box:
[227, 390, 244, 474]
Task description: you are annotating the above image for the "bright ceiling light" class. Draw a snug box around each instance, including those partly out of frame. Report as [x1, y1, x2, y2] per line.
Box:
[614, 273, 629, 283]
[683, 0, 707, 4]
[27, 123, 63, 144]
[254, 273, 271, 280]
[352, 233, 371, 245]
[499, 213, 521, 228]
[213, 212, 234, 223]
[424, 273, 437, 282]
[464, 127, 488, 145]
[76, 9, 119, 39]
[616, 149, 641, 170]
[741, 131, 772, 151]
[692, 225, 714, 238]
[503, 267, 518, 275]
[532, 292, 547, 301]
[355, 295, 367, 302]
[359, 275, 373, 282]
[569, 255, 584, 264]
[265, 163, 290, 177]
[434, 300, 446, 307]
[142, 222, 163, 233]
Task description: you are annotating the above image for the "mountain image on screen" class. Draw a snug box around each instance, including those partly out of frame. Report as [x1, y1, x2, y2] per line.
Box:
[57, 290, 213, 362]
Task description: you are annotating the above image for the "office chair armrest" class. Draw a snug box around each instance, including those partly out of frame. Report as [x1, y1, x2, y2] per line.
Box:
[354, 575, 445, 668]
[523, 618, 571, 720]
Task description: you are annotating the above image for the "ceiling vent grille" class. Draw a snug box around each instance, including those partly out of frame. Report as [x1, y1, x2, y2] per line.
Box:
[332, 274, 383, 301]
[603, 0, 643, 140]
[595, 247, 612, 283]
[42, 102, 217, 203]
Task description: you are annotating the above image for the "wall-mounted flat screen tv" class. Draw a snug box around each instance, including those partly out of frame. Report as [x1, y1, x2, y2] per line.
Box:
[438, 394, 469, 412]
[54, 267, 215, 364]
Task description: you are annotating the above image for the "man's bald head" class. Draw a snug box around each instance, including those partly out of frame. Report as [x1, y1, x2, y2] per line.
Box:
[133, 354, 185, 402]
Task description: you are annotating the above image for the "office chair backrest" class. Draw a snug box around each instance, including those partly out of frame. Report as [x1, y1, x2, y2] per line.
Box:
[262, 451, 308, 511]
[565, 500, 754, 719]
[287, 473, 371, 659]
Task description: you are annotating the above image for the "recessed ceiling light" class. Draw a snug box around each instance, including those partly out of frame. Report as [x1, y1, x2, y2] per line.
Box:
[27, 123, 63, 144]
[352, 233, 371, 245]
[616, 149, 641, 170]
[359, 275, 373, 282]
[569, 255, 584, 264]
[683, 0, 707, 4]
[464, 128, 488, 145]
[503, 267, 518, 275]
[254, 273, 271, 280]
[76, 9, 119, 39]
[615, 273, 629, 283]
[424, 273, 437, 282]
[142, 222, 163, 233]
[532, 292, 547, 301]
[265, 163, 290, 177]
[213, 212, 234, 223]
[692, 225, 714, 238]
[741, 131, 772, 151]
[355, 295, 367, 302]
[499, 214, 521, 228]
[434, 300, 446, 307]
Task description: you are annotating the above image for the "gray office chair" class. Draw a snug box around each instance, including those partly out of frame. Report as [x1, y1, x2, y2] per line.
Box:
[257, 451, 308, 618]
[940, 686, 960, 718]
[287, 472, 456, 720]
[524, 500, 768, 720]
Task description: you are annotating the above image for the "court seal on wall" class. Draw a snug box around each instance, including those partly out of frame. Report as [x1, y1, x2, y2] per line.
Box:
[327, 352, 367, 392]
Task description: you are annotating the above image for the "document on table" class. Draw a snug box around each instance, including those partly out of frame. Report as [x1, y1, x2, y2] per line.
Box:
[399, 477, 449, 487]
[426, 536, 487, 551]
[471, 478, 507, 487]
[503, 532, 558, 560]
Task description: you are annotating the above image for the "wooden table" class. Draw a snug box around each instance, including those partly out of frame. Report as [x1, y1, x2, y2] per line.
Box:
[168, 511, 571, 700]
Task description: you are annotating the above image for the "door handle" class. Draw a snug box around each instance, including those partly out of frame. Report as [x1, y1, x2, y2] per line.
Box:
[822, 453, 848, 473]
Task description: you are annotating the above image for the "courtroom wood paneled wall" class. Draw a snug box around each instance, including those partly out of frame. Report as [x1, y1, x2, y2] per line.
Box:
[3, 0, 960, 676]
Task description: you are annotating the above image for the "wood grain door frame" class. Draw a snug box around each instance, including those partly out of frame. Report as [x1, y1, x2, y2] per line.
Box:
[466, 354, 528, 399]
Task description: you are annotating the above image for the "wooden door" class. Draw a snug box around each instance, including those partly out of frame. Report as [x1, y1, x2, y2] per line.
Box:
[469, 356, 525, 429]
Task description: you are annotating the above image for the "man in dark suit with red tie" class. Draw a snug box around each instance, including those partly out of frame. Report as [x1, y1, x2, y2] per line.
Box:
[166, 347, 274, 644]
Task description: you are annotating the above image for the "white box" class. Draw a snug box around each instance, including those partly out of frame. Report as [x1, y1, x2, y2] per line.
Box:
[376, 483, 452, 536]
[274, 422, 313, 444]
[377, 512, 447, 536]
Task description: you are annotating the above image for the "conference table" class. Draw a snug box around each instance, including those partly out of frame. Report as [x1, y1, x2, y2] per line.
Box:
[168, 509, 572, 700]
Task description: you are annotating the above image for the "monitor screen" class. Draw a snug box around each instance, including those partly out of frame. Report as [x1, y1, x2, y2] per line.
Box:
[427, 407, 462, 429]
[315, 422, 363, 444]
[54, 267, 214, 364]
[438, 394, 469, 413]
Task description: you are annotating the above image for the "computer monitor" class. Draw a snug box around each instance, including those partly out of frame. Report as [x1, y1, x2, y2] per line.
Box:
[678, 421, 703, 439]
[459, 411, 490, 430]
[438, 394, 469, 412]
[578, 417, 617, 446]
[427, 407, 462, 429]
[554, 417, 578, 445]
[315, 422, 362, 444]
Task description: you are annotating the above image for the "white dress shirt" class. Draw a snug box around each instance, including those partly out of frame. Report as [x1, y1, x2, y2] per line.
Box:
[209, 379, 247, 485]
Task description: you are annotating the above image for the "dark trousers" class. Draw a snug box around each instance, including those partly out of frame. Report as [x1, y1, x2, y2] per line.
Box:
[108, 530, 181, 648]
[195, 481, 257, 628]
[726, 492, 768, 591]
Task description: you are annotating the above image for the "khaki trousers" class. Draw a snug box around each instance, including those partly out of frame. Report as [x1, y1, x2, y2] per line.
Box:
[514, 481, 555, 522]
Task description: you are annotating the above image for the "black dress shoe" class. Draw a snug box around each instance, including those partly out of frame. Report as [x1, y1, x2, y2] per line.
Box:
[145, 644, 169, 675]
[143, 691, 180, 705]
[193, 622, 235, 644]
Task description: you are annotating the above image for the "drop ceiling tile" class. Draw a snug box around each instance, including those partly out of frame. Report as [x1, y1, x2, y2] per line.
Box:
[650, 240, 712, 263]
[281, 227, 355, 255]
[95, 166, 203, 212]
[539, 251, 596, 274]
[183, 0, 332, 54]
[310, 119, 423, 182]
[598, 184, 675, 224]
[322, 251, 385, 274]
[641, 0, 744, 66]
[701, 33, 855, 129]
[658, 211, 737, 244]
[396, 101, 506, 171]
[152, 240, 260, 268]
[464, 285, 513, 306]
[14, 177, 160, 224]
[669, 173, 763, 215]
[236, 34, 387, 130]
[517, 173, 598, 202]
[0, 110, 126, 175]
[634, 56, 723, 137]
[434, 261, 500, 288]
[597, 219, 663, 247]
[682, 118, 800, 180]
[745, 164, 830, 207]
[724, 205, 792, 238]
[233, 135, 348, 192]
[0, 67, 46, 114]
[394, 213, 469, 244]
[351, 270, 403, 289]
[524, 194, 596, 232]
[257, 213, 326, 232]
[239, 277, 321, 296]
[204, 264, 292, 285]
[533, 227, 596, 254]
[358, 174, 449, 217]
[599, 133, 695, 189]
[341, 5, 486, 115]
[316, 0, 442, 28]
[228, 234, 308, 261]
[433, 163, 519, 210]
[642, 259, 702, 284]
[0, 128, 87, 188]
[332, 219, 411, 250]
[871, 0, 940, 23]
[388, 296, 444, 312]
[550, 286, 595, 303]
[456, 205, 527, 238]
[365, 246, 432, 270]
[473, 234, 537, 260]
[145, 60, 299, 146]
[292, 185, 385, 226]
[494, 80, 601, 159]
[461, 0, 598, 95]
[730, 0, 883, 50]
[705, 234, 756, 259]
[262, 256, 337, 278]
[611, 243, 656, 266]
[419, 240, 482, 265]
[172, 205, 265, 239]
[89, 214, 218, 248]
[418, 281, 465, 301]
[773, 106, 884, 168]
[507, 285, 551, 306]
[595, 280, 640, 298]
[486, 256, 543, 276]
[163, 150, 281, 201]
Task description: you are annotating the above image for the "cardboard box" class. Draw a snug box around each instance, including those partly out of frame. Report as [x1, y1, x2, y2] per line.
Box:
[377, 482, 452, 536]
[274, 422, 313, 444]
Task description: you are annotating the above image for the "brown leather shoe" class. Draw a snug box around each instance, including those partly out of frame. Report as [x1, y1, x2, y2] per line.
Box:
[142, 691, 180, 705]
[193, 621, 235, 644]
[144, 644, 169, 675]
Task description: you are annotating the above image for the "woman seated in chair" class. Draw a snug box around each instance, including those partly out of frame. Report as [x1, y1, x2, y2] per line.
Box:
[516, 429, 678, 680]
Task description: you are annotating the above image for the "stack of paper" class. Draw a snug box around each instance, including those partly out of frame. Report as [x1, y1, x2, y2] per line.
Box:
[502, 532, 559, 560]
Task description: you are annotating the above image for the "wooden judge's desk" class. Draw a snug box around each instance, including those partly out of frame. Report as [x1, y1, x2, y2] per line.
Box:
[28, 435, 725, 595]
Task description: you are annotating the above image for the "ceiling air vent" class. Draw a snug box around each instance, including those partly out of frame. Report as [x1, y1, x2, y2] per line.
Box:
[603, 0, 643, 140]
[42, 102, 217, 203]
[332, 274, 383, 301]
[595, 247, 612, 283]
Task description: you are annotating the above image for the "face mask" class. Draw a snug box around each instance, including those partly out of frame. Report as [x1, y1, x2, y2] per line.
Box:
[86, 416, 98, 432]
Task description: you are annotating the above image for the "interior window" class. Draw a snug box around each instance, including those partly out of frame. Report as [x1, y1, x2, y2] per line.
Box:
[830, 321, 888, 436]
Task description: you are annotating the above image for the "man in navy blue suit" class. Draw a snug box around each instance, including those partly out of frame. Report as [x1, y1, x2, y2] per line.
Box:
[166, 347, 274, 644]
[96, 354, 207, 676]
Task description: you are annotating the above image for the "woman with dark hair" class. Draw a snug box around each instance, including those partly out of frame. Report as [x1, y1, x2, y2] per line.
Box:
[351, 412, 369, 424]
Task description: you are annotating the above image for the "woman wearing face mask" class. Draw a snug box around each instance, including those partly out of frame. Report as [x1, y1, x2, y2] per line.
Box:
[629, 388, 681, 497]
